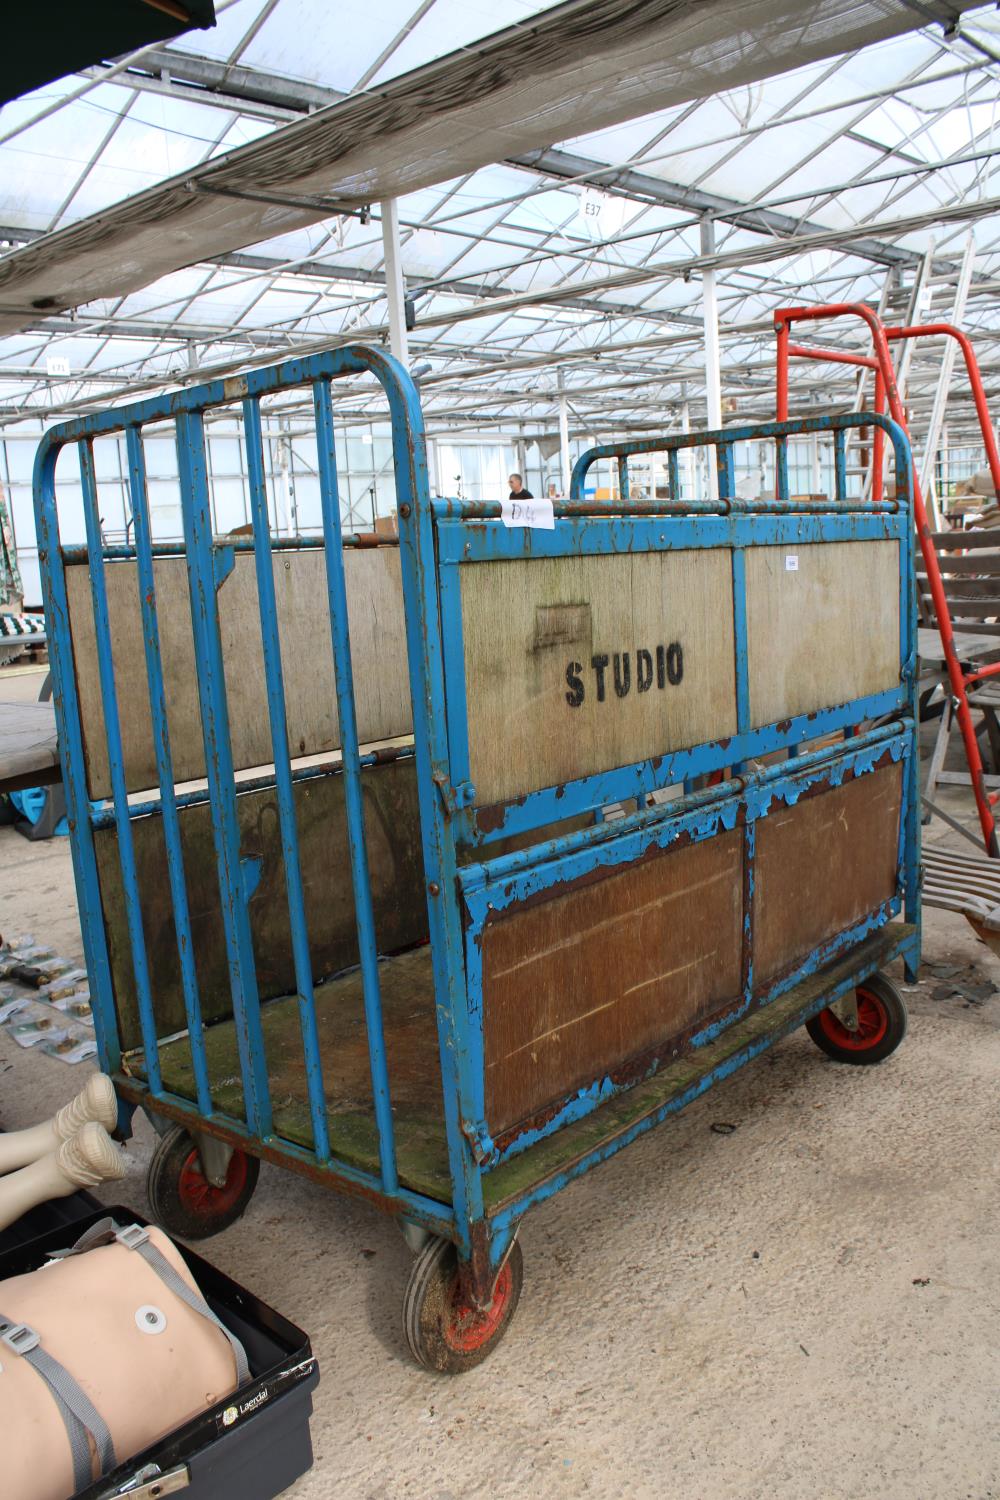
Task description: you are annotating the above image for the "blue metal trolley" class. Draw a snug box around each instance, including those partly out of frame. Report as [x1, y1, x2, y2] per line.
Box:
[33, 348, 920, 1372]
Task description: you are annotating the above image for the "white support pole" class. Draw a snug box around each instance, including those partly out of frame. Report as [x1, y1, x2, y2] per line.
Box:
[516, 433, 528, 491]
[380, 198, 409, 368]
[680, 395, 695, 501]
[277, 413, 294, 535]
[425, 434, 440, 497]
[919, 231, 975, 529]
[810, 432, 822, 496]
[557, 369, 571, 496]
[700, 217, 722, 500]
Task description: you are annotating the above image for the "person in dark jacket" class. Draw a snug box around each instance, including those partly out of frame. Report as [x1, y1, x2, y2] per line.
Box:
[508, 473, 534, 499]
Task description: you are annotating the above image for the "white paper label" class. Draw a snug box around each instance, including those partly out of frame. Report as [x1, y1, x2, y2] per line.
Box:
[785, 554, 799, 572]
[501, 497, 555, 530]
[46, 356, 70, 377]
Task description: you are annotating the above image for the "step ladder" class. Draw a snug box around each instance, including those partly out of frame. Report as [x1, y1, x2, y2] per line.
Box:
[849, 235, 977, 526]
[775, 291, 1000, 856]
[848, 247, 933, 500]
[899, 232, 977, 532]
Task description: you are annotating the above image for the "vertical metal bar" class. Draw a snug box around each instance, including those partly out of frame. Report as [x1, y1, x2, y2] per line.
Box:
[775, 436, 789, 502]
[617, 454, 630, 501]
[437, 559, 473, 789]
[741, 820, 756, 1007]
[872, 370, 885, 504]
[77, 441, 163, 1094]
[242, 396, 331, 1162]
[385, 358, 485, 1254]
[173, 409, 272, 1138]
[731, 545, 750, 777]
[775, 316, 789, 501]
[775, 318, 789, 421]
[833, 428, 847, 503]
[32, 437, 122, 1077]
[667, 448, 680, 503]
[717, 441, 736, 502]
[312, 378, 398, 1192]
[125, 426, 211, 1117]
[893, 423, 922, 943]
[731, 547, 750, 737]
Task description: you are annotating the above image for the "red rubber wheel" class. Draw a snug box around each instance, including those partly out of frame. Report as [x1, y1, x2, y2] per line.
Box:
[805, 971, 907, 1066]
[403, 1236, 523, 1373]
[147, 1125, 260, 1240]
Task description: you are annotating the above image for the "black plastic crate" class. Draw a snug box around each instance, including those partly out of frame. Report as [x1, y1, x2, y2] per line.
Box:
[0, 1203, 319, 1500]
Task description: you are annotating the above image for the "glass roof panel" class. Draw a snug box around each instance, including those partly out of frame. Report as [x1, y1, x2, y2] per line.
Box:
[2, 0, 1000, 436]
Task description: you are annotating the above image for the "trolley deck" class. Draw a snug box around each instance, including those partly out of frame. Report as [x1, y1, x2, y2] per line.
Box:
[123, 921, 915, 1211]
[33, 344, 921, 1370]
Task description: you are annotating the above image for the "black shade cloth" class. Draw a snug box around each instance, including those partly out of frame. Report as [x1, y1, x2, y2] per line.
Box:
[2, 1, 215, 106]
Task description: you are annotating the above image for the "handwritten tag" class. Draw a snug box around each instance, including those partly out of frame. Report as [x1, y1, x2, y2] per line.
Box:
[500, 497, 555, 530]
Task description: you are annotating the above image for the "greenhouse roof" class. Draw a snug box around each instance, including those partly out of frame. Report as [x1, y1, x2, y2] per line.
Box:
[1, 0, 999, 441]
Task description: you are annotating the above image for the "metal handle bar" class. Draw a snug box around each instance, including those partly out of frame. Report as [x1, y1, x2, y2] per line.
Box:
[569, 410, 914, 509]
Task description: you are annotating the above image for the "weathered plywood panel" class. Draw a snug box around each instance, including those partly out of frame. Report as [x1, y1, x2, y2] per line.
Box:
[746, 540, 900, 728]
[753, 761, 901, 987]
[461, 550, 738, 807]
[68, 545, 412, 798]
[96, 757, 428, 1050]
[481, 828, 744, 1137]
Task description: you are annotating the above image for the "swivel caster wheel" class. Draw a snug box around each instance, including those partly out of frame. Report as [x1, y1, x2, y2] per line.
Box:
[403, 1236, 523, 1373]
[806, 972, 907, 1066]
[146, 1125, 259, 1239]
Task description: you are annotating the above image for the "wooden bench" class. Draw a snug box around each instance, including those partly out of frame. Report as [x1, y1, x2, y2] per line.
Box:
[923, 840, 1000, 957]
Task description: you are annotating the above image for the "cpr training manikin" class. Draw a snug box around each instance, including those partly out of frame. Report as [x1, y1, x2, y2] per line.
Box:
[0, 1075, 244, 1498]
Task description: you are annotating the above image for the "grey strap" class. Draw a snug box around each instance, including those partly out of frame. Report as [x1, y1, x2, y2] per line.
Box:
[53, 1218, 250, 1386]
[130, 1230, 251, 1386]
[0, 1312, 116, 1490]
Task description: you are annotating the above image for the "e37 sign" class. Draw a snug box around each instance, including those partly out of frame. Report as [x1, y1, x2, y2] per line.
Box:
[565, 642, 684, 707]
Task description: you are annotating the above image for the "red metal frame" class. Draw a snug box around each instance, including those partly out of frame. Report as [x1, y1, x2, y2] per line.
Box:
[774, 303, 1000, 855]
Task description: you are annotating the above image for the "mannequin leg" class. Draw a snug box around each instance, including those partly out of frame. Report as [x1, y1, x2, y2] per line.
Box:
[0, 1123, 127, 1233]
[0, 1074, 117, 1176]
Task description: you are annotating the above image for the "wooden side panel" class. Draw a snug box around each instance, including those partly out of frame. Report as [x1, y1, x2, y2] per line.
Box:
[68, 545, 412, 797]
[746, 540, 900, 728]
[95, 758, 428, 1050]
[753, 761, 902, 987]
[481, 829, 744, 1137]
[460, 550, 738, 807]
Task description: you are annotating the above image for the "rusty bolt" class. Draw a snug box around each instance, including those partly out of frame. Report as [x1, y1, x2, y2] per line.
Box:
[399, 503, 411, 518]
[428, 881, 440, 896]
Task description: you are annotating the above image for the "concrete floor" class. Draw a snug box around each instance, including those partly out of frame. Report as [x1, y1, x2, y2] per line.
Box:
[1, 667, 999, 1499]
